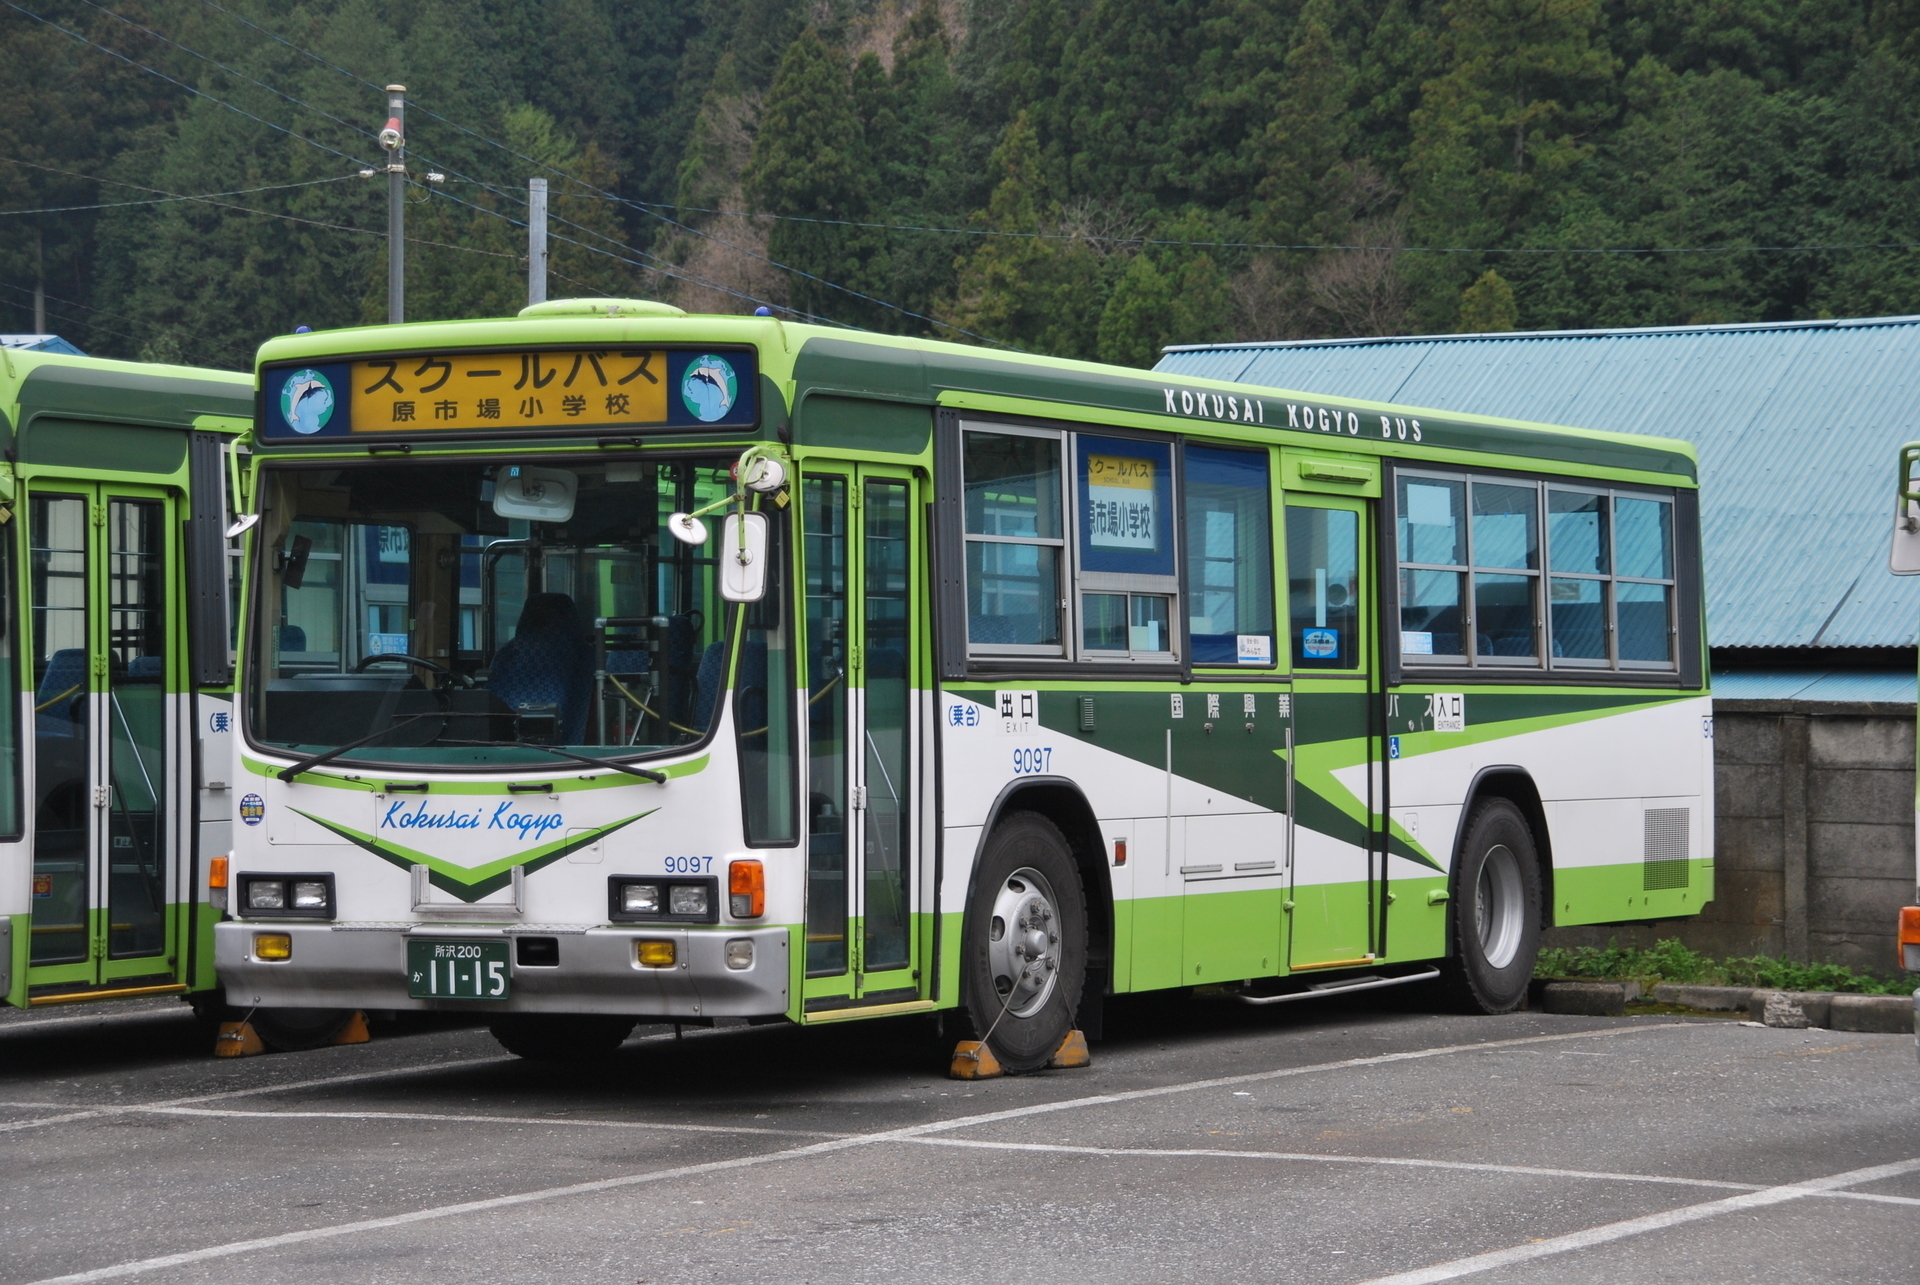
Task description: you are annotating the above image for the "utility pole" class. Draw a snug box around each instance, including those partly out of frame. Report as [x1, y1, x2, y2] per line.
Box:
[528, 177, 548, 306]
[32, 231, 45, 334]
[379, 85, 406, 324]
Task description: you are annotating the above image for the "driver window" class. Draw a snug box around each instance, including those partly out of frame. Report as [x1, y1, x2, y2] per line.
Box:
[271, 519, 413, 671]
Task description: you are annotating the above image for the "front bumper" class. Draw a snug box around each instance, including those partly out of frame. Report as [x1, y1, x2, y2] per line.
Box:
[215, 922, 791, 1018]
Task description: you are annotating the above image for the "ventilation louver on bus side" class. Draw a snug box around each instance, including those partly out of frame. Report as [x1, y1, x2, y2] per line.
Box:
[1643, 808, 1690, 890]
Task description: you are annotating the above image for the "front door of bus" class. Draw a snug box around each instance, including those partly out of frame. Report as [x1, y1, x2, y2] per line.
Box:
[800, 465, 922, 1012]
[1283, 494, 1379, 969]
[25, 486, 177, 991]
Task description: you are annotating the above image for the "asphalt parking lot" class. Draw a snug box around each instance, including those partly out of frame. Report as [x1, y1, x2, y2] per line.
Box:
[1, 991, 1915, 1285]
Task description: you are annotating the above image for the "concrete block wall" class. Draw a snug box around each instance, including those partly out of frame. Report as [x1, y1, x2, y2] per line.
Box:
[1541, 698, 1916, 974]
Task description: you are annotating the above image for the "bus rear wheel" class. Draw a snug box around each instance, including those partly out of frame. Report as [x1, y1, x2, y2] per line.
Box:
[488, 1014, 636, 1060]
[1440, 798, 1542, 1014]
[960, 812, 1087, 1074]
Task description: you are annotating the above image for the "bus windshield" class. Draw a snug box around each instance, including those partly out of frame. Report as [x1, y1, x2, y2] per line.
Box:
[246, 455, 736, 770]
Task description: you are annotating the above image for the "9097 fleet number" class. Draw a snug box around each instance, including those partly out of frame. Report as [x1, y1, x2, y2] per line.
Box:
[1012, 746, 1053, 774]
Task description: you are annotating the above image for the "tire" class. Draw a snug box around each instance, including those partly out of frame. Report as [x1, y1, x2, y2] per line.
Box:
[250, 1007, 354, 1051]
[960, 811, 1087, 1073]
[488, 1013, 636, 1060]
[1439, 798, 1543, 1014]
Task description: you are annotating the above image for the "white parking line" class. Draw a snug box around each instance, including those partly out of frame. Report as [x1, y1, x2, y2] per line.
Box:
[1356, 1155, 1920, 1284]
[903, 1136, 1766, 1193]
[25, 1023, 1691, 1284]
[145, 1105, 846, 1140]
[0, 1054, 512, 1134]
[905, 1137, 1920, 1208]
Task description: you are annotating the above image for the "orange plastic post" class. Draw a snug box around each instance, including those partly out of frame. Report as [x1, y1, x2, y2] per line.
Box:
[214, 1021, 266, 1058]
[330, 1011, 372, 1045]
[949, 1039, 1003, 1080]
[1048, 1029, 1091, 1069]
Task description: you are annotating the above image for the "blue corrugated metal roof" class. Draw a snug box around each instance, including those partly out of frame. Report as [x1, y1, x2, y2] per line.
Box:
[0, 334, 84, 356]
[1710, 669, 1917, 703]
[1157, 315, 1920, 650]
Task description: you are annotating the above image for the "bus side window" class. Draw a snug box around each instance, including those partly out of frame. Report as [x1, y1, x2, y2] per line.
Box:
[961, 429, 1065, 654]
[1285, 506, 1359, 669]
[1183, 444, 1275, 666]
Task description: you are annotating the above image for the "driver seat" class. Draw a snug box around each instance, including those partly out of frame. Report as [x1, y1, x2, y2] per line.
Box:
[488, 593, 593, 743]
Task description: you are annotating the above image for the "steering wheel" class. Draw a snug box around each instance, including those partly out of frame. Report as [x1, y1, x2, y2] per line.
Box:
[353, 653, 475, 687]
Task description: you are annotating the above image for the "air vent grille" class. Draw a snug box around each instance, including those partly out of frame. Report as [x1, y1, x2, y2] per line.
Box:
[1643, 808, 1690, 890]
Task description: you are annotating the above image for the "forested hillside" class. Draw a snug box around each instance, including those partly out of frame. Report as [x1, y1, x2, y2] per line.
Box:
[5, 0, 1920, 370]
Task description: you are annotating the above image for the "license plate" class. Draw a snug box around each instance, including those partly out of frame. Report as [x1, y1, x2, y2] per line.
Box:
[407, 939, 510, 999]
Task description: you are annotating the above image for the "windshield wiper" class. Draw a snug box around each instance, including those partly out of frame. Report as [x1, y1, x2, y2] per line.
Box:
[274, 713, 441, 783]
[438, 740, 669, 784]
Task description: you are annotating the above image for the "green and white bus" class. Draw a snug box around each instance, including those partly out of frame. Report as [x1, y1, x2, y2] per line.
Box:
[1, 345, 251, 1013]
[218, 299, 1711, 1070]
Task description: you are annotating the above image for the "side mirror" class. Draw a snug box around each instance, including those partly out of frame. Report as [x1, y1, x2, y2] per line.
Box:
[719, 512, 770, 602]
[1893, 442, 1920, 575]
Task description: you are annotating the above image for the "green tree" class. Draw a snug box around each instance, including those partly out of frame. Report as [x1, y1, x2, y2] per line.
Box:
[743, 28, 885, 324]
[1404, 0, 1620, 329]
[1457, 267, 1518, 331]
[1252, 0, 1355, 247]
[1096, 254, 1174, 366]
[947, 113, 1105, 357]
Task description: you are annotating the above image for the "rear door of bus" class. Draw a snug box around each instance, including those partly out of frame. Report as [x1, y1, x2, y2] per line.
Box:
[25, 483, 181, 993]
[1280, 451, 1382, 970]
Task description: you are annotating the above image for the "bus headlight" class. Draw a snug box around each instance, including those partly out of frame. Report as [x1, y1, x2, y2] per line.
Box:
[609, 876, 717, 923]
[239, 873, 333, 918]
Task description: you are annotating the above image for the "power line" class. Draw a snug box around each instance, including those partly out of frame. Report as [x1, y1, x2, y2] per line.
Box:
[190, 1, 984, 335]
[626, 202, 1024, 348]
[0, 281, 146, 349]
[84, 0, 532, 226]
[570, 194, 1920, 259]
[3, 9, 548, 277]
[15, 0, 973, 339]
[1, 0, 380, 169]
[0, 167, 359, 216]
[71, 0, 388, 152]
[0, 279, 233, 359]
[541, 226, 814, 321]
[196, 0, 557, 195]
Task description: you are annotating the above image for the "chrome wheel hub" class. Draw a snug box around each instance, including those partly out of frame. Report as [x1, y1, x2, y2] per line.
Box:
[986, 866, 1061, 1019]
[1475, 843, 1525, 969]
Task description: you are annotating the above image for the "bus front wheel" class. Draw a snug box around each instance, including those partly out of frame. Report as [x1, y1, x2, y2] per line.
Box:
[249, 1007, 355, 1051]
[960, 811, 1087, 1074]
[1440, 798, 1542, 1014]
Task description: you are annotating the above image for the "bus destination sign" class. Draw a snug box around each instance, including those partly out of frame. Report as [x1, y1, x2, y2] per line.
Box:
[261, 347, 757, 441]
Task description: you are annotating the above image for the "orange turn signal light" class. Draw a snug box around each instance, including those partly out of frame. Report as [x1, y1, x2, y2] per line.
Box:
[729, 859, 764, 919]
[1112, 838, 1127, 867]
[209, 855, 229, 889]
[1901, 907, 1920, 945]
